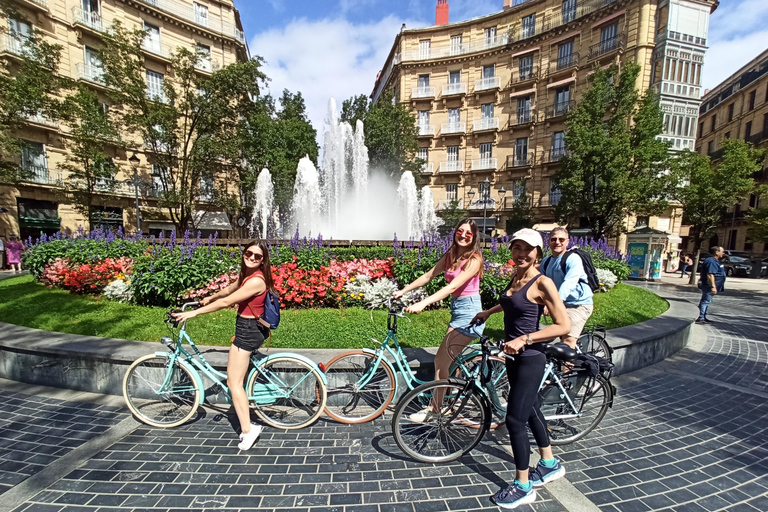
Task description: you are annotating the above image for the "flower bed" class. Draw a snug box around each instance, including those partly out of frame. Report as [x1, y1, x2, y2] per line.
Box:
[23, 227, 630, 309]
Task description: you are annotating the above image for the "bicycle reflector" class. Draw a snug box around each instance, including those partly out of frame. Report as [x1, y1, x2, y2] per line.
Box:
[317, 363, 326, 373]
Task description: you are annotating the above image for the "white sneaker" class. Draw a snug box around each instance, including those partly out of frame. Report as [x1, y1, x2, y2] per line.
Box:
[237, 423, 263, 450]
[409, 407, 440, 422]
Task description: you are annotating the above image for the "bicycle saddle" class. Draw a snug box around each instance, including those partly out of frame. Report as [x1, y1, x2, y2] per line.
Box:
[545, 343, 578, 361]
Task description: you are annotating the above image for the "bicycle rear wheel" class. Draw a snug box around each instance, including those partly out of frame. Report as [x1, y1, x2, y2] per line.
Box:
[578, 332, 612, 363]
[123, 355, 200, 428]
[323, 351, 396, 424]
[392, 380, 489, 463]
[451, 355, 508, 429]
[247, 357, 327, 430]
[543, 374, 612, 445]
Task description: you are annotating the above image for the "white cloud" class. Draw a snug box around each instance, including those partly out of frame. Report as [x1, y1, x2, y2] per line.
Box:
[702, 30, 768, 91]
[250, 15, 424, 137]
[706, 0, 768, 42]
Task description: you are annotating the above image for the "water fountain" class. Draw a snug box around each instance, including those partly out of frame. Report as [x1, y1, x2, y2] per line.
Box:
[251, 168, 274, 239]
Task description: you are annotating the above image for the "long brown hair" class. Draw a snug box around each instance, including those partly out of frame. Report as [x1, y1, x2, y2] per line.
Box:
[238, 240, 276, 293]
[445, 218, 484, 278]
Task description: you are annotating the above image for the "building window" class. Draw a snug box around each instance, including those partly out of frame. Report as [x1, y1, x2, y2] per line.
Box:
[21, 141, 46, 173]
[600, 23, 618, 52]
[521, 14, 536, 39]
[417, 147, 428, 162]
[764, 112, 768, 134]
[484, 27, 497, 45]
[196, 43, 212, 71]
[515, 137, 528, 164]
[481, 103, 494, 120]
[557, 41, 574, 69]
[418, 110, 430, 127]
[707, 140, 714, 155]
[549, 182, 562, 206]
[725, 131, 730, 139]
[555, 86, 571, 115]
[146, 70, 165, 102]
[449, 70, 461, 84]
[552, 131, 566, 159]
[728, 103, 734, 122]
[446, 183, 457, 201]
[479, 180, 491, 200]
[656, 5, 668, 34]
[745, 121, 752, 140]
[517, 96, 531, 123]
[418, 74, 429, 88]
[749, 194, 757, 208]
[479, 142, 492, 160]
[143, 22, 161, 53]
[482, 64, 495, 79]
[711, 114, 716, 132]
[512, 180, 526, 200]
[450, 34, 462, 55]
[419, 39, 431, 59]
[699, 122, 704, 136]
[447, 146, 459, 161]
[193, 2, 209, 26]
[519, 54, 534, 79]
[562, 0, 577, 23]
[448, 107, 460, 125]
[748, 90, 756, 111]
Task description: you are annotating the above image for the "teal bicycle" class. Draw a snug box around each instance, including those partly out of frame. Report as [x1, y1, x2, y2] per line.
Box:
[123, 302, 328, 430]
[323, 299, 509, 426]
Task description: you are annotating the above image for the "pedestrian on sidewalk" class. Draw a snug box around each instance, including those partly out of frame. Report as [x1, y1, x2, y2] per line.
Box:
[539, 227, 593, 349]
[471, 229, 571, 510]
[697, 246, 725, 324]
[6, 234, 25, 272]
[173, 240, 276, 450]
[0, 235, 6, 270]
[680, 254, 693, 277]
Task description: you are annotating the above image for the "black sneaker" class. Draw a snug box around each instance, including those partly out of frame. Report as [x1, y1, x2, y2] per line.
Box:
[529, 459, 566, 487]
[694, 318, 706, 324]
[703, 318, 714, 324]
[492, 482, 536, 509]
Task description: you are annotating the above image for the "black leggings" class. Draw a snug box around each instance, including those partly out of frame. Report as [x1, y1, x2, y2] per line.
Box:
[505, 351, 550, 471]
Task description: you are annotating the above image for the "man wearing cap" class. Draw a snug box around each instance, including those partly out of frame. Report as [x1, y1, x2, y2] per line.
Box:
[540, 227, 593, 349]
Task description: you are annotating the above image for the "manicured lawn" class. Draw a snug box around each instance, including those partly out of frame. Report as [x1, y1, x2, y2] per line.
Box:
[0, 275, 668, 348]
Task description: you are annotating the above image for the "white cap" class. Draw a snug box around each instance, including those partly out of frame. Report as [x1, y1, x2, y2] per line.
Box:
[510, 228, 543, 249]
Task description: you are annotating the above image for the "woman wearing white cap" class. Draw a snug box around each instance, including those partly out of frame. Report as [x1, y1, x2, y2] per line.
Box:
[471, 228, 571, 509]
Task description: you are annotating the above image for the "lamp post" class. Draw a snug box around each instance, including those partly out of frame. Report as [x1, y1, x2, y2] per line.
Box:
[467, 178, 495, 243]
[498, 186, 507, 237]
[128, 153, 141, 232]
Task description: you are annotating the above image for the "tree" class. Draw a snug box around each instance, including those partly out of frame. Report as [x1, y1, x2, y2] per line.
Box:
[554, 63, 670, 238]
[58, 87, 121, 229]
[340, 94, 369, 126]
[505, 182, 533, 234]
[364, 90, 421, 177]
[669, 139, 763, 284]
[0, 3, 70, 182]
[748, 184, 768, 242]
[436, 199, 468, 236]
[99, 23, 267, 232]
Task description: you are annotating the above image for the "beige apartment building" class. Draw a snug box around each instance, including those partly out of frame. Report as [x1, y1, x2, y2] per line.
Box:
[0, 0, 248, 240]
[372, 0, 717, 258]
[695, 48, 768, 255]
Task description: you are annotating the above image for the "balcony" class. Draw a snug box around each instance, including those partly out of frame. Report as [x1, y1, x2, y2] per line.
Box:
[473, 117, 499, 132]
[20, 165, 60, 186]
[708, 148, 724, 160]
[411, 86, 436, 99]
[747, 129, 768, 145]
[510, 108, 534, 127]
[588, 34, 626, 61]
[76, 63, 105, 86]
[468, 197, 498, 210]
[417, 124, 434, 137]
[548, 189, 562, 206]
[475, 76, 501, 92]
[438, 199, 463, 210]
[142, 40, 174, 61]
[440, 122, 465, 135]
[506, 152, 534, 168]
[0, 34, 28, 58]
[194, 58, 217, 73]
[511, 66, 539, 85]
[401, 33, 509, 62]
[439, 161, 464, 173]
[131, 0, 245, 44]
[545, 100, 575, 119]
[442, 82, 467, 96]
[420, 162, 434, 174]
[471, 158, 497, 171]
[18, 0, 48, 12]
[22, 112, 59, 130]
[546, 147, 567, 163]
[549, 53, 579, 74]
[72, 8, 104, 33]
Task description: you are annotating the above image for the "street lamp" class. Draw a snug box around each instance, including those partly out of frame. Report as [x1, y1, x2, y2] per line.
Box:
[497, 186, 507, 236]
[128, 153, 141, 232]
[481, 177, 491, 240]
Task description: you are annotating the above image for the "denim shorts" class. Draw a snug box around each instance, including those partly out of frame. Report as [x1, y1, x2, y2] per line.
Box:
[449, 294, 485, 338]
[233, 316, 269, 353]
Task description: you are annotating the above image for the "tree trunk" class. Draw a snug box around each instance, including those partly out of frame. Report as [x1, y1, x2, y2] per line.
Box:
[689, 244, 701, 286]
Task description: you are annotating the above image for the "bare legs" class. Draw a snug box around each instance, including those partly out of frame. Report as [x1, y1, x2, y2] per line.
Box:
[227, 344, 253, 434]
[430, 328, 474, 410]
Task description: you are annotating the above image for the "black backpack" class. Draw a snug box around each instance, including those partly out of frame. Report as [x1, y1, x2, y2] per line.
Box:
[542, 248, 601, 292]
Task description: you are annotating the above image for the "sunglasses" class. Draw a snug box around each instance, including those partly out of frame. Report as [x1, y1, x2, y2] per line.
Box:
[456, 229, 473, 239]
[243, 251, 263, 261]
[550, 237, 567, 243]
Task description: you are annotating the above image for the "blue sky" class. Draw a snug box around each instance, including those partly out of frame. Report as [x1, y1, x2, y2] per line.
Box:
[239, 0, 768, 134]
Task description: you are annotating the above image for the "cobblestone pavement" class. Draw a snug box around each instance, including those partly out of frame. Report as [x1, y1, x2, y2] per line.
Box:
[3, 281, 768, 512]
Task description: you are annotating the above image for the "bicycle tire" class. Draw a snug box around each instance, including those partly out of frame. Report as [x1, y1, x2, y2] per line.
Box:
[123, 354, 200, 428]
[247, 357, 327, 430]
[392, 380, 489, 463]
[323, 351, 396, 424]
[451, 355, 508, 429]
[543, 373, 612, 445]
[578, 332, 612, 363]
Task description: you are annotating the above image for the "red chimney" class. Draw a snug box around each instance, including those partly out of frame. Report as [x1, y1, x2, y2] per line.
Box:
[436, 0, 449, 26]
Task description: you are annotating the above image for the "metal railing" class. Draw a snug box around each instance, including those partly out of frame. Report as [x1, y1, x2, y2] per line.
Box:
[134, 0, 245, 43]
[76, 63, 105, 85]
[22, 112, 59, 129]
[475, 76, 501, 92]
[420, 162, 434, 174]
[510, 108, 534, 126]
[401, 33, 510, 62]
[437, 198, 462, 209]
[0, 34, 27, 56]
[747, 129, 768, 145]
[506, 152, 534, 168]
[473, 118, 499, 131]
[439, 161, 464, 173]
[417, 124, 434, 136]
[546, 100, 575, 119]
[588, 34, 626, 60]
[548, 147, 567, 163]
[411, 86, 436, 99]
[72, 8, 104, 32]
[20, 164, 59, 185]
[550, 53, 579, 73]
[142, 40, 174, 60]
[511, 65, 538, 84]
[471, 158, 497, 171]
[468, 197, 498, 210]
[194, 58, 215, 72]
[548, 189, 562, 206]
[442, 82, 467, 96]
[440, 122, 465, 135]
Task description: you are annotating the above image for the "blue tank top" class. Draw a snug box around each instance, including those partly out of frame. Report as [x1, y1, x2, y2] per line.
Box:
[500, 274, 545, 356]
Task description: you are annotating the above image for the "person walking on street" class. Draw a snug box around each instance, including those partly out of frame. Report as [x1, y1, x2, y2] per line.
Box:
[680, 254, 693, 277]
[539, 227, 593, 349]
[697, 246, 725, 324]
[0, 235, 6, 270]
[471, 229, 571, 510]
[6, 235, 25, 272]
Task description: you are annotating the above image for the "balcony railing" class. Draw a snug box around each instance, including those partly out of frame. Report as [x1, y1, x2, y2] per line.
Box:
[547, 147, 567, 163]
[420, 162, 434, 174]
[510, 108, 534, 126]
[440, 122, 465, 135]
[468, 197, 498, 210]
[76, 63, 105, 85]
[471, 158, 497, 171]
[506, 152, 534, 168]
[195, 58, 216, 73]
[0, 34, 28, 57]
[401, 33, 510, 62]
[22, 112, 59, 129]
[511, 65, 538, 85]
[20, 164, 59, 185]
[417, 124, 434, 136]
[142, 40, 174, 60]
[438, 199, 463, 210]
[545, 100, 575, 119]
[442, 82, 467, 96]
[588, 34, 626, 60]
[550, 53, 579, 73]
[473, 117, 499, 132]
[747, 129, 768, 145]
[548, 189, 562, 206]
[475, 76, 501, 92]
[411, 86, 436, 99]
[708, 148, 724, 160]
[134, 0, 245, 43]
[72, 8, 104, 32]
[439, 161, 464, 173]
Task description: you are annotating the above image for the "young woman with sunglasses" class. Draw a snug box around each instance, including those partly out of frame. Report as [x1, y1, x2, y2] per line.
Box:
[173, 241, 276, 450]
[392, 218, 485, 421]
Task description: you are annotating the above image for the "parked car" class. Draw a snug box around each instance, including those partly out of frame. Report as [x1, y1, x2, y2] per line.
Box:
[721, 256, 752, 277]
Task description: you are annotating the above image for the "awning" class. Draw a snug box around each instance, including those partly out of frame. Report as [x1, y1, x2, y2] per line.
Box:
[547, 76, 577, 89]
[533, 223, 564, 231]
[19, 216, 61, 230]
[192, 211, 232, 231]
[509, 87, 537, 98]
[510, 47, 539, 58]
[148, 222, 176, 230]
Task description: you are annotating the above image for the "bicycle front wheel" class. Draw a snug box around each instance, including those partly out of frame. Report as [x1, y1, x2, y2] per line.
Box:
[123, 355, 200, 428]
[543, 374, 612, 445]
[324, 351, 396, 424]
[452, 355, 508, 429]
[392, 380, 489, 463]
[247, 357, 327, 430]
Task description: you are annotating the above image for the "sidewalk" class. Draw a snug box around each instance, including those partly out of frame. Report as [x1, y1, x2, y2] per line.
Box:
[657, 271, 768, 293]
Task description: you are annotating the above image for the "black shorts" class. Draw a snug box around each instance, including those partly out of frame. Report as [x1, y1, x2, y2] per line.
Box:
[233, 316, 269, 353]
